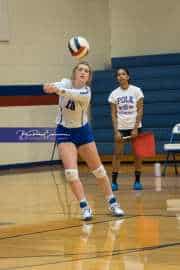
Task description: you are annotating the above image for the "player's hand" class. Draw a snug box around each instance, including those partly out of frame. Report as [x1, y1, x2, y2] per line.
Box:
[43, 84, 58, 94]
[114, 131, 122, 142]
[131, 128, 138, 138]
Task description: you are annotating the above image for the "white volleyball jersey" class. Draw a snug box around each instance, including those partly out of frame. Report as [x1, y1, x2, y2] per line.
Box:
[53, 79, 91, 128]
[108, 84, 144, 130]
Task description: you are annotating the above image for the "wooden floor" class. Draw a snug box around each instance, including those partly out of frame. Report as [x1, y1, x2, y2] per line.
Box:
[0, 164, 180, 270]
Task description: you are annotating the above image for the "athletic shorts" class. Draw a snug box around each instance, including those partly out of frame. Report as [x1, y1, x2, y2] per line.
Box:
[118, 128, 142, 138]
[56, 123, 94, 147]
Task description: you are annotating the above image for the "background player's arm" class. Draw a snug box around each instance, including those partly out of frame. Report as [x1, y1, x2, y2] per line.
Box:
[131, 97, 144, 137]
[110, 103, 122, 141]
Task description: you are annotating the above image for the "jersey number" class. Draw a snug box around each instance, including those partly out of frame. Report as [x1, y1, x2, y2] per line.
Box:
[65, 100, 75, 111]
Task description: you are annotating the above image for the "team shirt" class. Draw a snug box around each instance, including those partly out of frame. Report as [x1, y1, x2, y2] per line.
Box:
[108, 84, 144, 130]
[52, 79, 91, 128]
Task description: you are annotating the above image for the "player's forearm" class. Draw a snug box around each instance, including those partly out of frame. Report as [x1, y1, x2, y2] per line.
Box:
[134, 98, 144, 129]
[110, 104, 118, 134]
[53, 83, 90, 103]
[59, 88, 90, 102]
[134, 110, 143, 129]
[111, 113, 118, 134]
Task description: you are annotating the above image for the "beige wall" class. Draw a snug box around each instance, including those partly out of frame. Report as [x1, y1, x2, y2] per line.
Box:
[1, 0, 180, 82]
[109, 0, 180, 57]
[2, 0, 180, 165]
[0, 0, 110, 84]
[0, 105, 59, 164]
[0, 0, 111, 165]
[0, 0, 10, 41]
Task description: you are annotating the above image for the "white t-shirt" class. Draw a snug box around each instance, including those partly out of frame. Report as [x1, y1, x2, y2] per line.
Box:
[53, 79, 91, 128]
[108, 84, 144, 130]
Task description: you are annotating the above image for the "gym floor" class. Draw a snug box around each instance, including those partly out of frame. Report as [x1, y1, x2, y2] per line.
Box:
[0, 163, 179, 270]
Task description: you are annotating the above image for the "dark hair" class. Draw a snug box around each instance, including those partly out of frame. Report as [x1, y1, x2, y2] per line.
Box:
[113, 67, 131, 84]
[71, 61, 92, 86]
[116, 67, 130, 78]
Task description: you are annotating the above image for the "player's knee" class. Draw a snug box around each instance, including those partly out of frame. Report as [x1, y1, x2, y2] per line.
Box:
[113, 151, 119, 157]
[65, 169, 79, 182]
[113, 150, 121, 158]
[92, 165, 107, 178]
[114, 147, 123, 156]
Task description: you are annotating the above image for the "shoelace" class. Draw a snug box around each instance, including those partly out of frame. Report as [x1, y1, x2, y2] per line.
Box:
[111, 202, 119, 209]
[82, 207, 91, 214]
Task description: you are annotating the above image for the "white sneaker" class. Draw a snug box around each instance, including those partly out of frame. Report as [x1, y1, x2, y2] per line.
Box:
[81, 206, 93, 221]
[109, 202, 124, 217]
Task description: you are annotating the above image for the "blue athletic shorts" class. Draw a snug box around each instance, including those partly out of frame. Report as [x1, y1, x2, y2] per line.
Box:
[56, 123, 94, 147]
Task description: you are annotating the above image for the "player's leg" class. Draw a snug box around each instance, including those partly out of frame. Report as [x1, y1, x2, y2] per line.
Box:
[58, 142, 92, 220]
[131, 128, 143, 190]
[133, 154, 143, 190]
[78, 141, 124, 216]
[112, 140, 124, 191]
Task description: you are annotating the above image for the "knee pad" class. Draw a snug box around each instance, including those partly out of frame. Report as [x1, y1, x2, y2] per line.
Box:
[92, 165, 107, 178]
[65, 169, 79, 182]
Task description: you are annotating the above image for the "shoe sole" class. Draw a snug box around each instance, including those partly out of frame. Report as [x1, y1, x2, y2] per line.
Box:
[110, 210, 125, 217]
[133, 187, 143, 190]
[112, 187, 119, 191]
[113, 213, 124, 217]
[83, 216, 93, 221]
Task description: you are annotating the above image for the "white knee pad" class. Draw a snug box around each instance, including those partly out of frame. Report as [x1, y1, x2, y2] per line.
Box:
[92, 165, 107, 178]
[65, 169, 79, 182]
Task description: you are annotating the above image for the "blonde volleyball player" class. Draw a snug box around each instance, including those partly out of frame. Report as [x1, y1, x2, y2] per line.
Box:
[108, 68, 144, 191]
[43, 61, 124, 221]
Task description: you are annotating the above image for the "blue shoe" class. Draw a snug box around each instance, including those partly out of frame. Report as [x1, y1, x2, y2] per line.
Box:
[133, 181, 143, 190]
[112, 182, 119, 191]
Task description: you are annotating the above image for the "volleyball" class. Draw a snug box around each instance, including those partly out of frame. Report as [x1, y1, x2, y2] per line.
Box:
[68, 36, 90, 59]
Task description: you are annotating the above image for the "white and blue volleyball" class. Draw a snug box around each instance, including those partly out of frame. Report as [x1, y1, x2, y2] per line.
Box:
[68, 36, 90, 59]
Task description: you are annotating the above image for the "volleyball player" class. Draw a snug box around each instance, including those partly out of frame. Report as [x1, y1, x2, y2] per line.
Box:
[108, 68, 144, 191]
[43, 61, 124, 221]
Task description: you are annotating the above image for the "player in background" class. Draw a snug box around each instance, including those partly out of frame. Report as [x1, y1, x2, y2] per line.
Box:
[108, 68, 144, 191]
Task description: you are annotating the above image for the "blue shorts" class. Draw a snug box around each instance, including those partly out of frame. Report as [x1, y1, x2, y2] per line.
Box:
[56, 123, 94, 147]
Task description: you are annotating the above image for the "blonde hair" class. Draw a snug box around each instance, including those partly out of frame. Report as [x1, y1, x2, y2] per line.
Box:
[71, 61, 92, 86]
